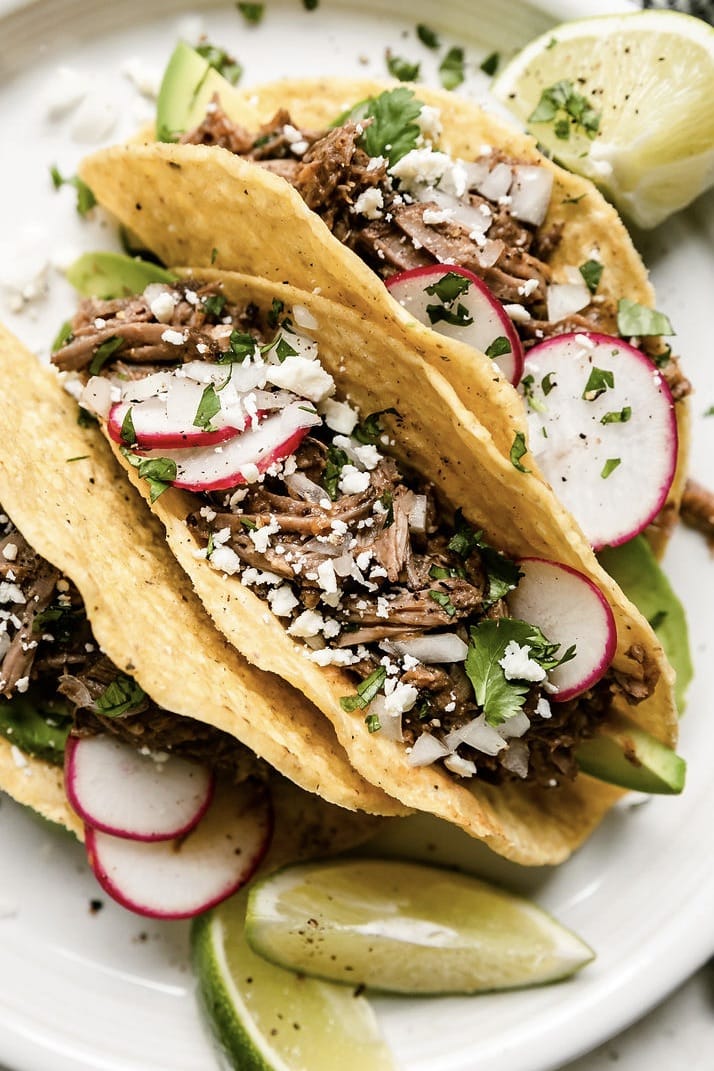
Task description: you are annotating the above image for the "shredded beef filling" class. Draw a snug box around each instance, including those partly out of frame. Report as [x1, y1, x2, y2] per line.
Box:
[0, 513, 262, 779]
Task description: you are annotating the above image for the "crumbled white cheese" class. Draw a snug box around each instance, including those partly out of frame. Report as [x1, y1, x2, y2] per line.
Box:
[422, 208, 453, 226]
[390, 148, 452, 192]
[316, 559, 338, 594]
[288, 609, 325, 638]
[1, 544, 17, 562]
[517, 278, 539, 298]
[15, 677, 30, 694]
[210, 545, 243, 575]
[416, 104, 443, 144]
[268, 585, 299, 617]
[250, 517, 281, 555]
[265, 356, 334, 403]
[444, 753, 477, 778]
[536, 696, 552, 719]
[161, 328, 186, 346]
[306, 647, 361, 666]
[0, 582, 25, 605]
[352, 188, 384, 220]
[241, 567, 283, 588]
[322, 618, 342, 639]
[376, 597, 390, 620]
[199, 506, 217, 523]
[148, 289, 178, 323]
[339, 465, 370, 496]
[499, 641, 546, 683]
[383, 682, 418, 717]
[239, 463, 261, 484]
[503, 303, 532, 323]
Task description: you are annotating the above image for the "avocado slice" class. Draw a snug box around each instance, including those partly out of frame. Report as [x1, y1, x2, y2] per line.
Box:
[66, 252, 177, 300]
[576, 714, 685, 794]
[0, 693, 72, 767]
[156, 41, 246, 141]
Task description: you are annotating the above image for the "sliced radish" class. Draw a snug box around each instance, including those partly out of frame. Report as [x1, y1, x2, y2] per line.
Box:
[84, 779, 273, 919]
[506, 558, 617, 703]
[134, 401, 322, 492]
[521, 332, 677, 550]
[108, 399, 245, 449]
[386, 265, 524, 385]
[64, 734, 214, 841]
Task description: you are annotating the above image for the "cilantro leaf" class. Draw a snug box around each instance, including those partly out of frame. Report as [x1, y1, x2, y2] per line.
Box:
[446, 510, 522, 605]
[617, 298, 674, 338]
[340, 666, 387, 712]
[218, 330, 257, 364]
[267, 298, 286, 328]
[335, 88, 424, 166]
[323, 445, 349, 501]
[121, 449, 177, 503]
[601, 406, 631, 425]
[601, 457, 621, 479]
[237, 3, 264, 23]
[424, 273, 471, 304]
[426, 301, 473, 327]
[51, 320, 73, 352]
[195, 42, 243, 86]
[521, 373, 546, 414]
[528, 80, 600, 140]
[465, 620, 530, 725]
[439, 46, 465, 91]
[417, 24, 440, 49]
[510, 431, 530, 473]
[429, 589, 457, 616]
[202, 293, 227, 322]
[386, 50, 420, 82]
[95, 674, 147, 718]
[485, 336, 511, 359]
[89, 336, 124, 376]
[50, 166, 96, 216]
[579, 259, 603, 294]
[120, 407, 136, 445]
[352, 408, 398, 445]
[582, 366, 614, 401]
[480, 51, 500, 77]
[194, 384, 221, 430]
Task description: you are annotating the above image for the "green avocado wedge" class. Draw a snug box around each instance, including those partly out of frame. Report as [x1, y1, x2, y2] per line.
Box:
[599, 536, 693, 713]
[157, 41, 245, 142]
[577, 713, 686, 794]
[0, 693, 71, 766]
[65, 252, 177, 301]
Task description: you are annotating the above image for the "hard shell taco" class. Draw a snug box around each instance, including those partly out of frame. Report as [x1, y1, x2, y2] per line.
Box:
[77, 60, 690, 559]
[48, 262, 682, 866]
[0, 322, 401, 823]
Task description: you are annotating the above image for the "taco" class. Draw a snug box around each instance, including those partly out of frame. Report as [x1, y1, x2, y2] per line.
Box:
[78, 61, 690, 558]
[0, 321, 402, 827]
[47, 262, 681, 866]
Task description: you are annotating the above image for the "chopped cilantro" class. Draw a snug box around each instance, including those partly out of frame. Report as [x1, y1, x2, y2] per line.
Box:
[651, 344, 672, 369]
[51, 320, 73, 352]
[218, 330, 257, 364]
[303, 0, 318, 8]
[562, 192, 586, 205]
[582, 366, 614, 401]
[353, 408, 398, 445]
[77, 407, 98, 428]
[509, 430, 530, 473]
[120, 407, 136, 445]
[617, 298, 674, 338]
[211, 247, 219, 264]
[648, 609, 668, 631]
[601, 406, 632, 425]
[417, 24, 439, 49]
[528, 80, 600, 141]
[88, 336, 123, 376]
[446, 511, 522, 606]
[380, 490, 395, 528]
[194, 384, 221, 430]
[273, 334, 298, 363]
[541, 372, 557, 395]
[334, 88, 424, 166]
[95, 674, 147, 718]
[237, 2, 264, 23]
[33, 600, 82, 642]
[386, 50, 420, 82]
[485, 336, 511, 359]
[429, 564, 465, 580]
[202, 293, 227, 322]
[520, 374, 546, 414]
[365, 713, 382, 733]
[267, 298, 286, 328]
[65, 455, 89, 463]
[429, 589, 457, 616]
[195, 42, 243, 86]
[466, 618, 574, 726]
[704, 406, 714, 417]
[323, 446, 349, 500]
[447, 508, 481, 558]
[240, 517, 257, 531]
[121, 448, 177, 502]
[601, 457, 621, 479]
[579, 259, 603, 294]
[479, 51, 500, 77]
[340, 666, 387, 712]
[50, 166, 96, 216]
[426, 301, 473, 328]
[439, 46, 465, 91]
[424, 272, 473, 327]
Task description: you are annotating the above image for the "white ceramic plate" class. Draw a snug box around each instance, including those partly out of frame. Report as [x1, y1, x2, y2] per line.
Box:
[0, 2, 713, 1070]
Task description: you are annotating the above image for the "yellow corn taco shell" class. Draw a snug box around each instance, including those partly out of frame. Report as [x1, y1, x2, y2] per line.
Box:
[0, 322, 402, 819]
[70, 269, 676, 865]
[81, 77, 689, 555]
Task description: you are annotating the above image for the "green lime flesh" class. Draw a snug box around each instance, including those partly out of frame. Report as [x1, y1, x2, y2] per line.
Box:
[157, 41, 245, 140]
[192, 889, 395, 1071]
[245, 859, 594, 995]
[577, 714, 685, 794]
[65, 252, 176, 300]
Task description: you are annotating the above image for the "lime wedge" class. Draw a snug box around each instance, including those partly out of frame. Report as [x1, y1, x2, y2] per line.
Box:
[492, 10, 714, 227]
[245, 859, 594, 995]
[191, 888, 396, 1071]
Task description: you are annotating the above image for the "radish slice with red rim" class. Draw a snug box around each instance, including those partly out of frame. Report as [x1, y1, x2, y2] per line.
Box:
[65, 734, 214, 841]
[108, 399, 245, 450]
[521, 332, 677, 550]
[134, 401, 321, 492]
[507, 558, 617, 703]
[386, 265, 524, 385]
[84, 779, 273, 919]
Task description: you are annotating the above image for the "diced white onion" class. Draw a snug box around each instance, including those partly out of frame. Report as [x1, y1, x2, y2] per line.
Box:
[407, 732, 451, 767]
[476, 238, 504, 268]
[446, 714, 507, 756]
[461, 159, 492, 190]
[444, 753, 477, 778]
[369, 695, 403, 742]
[497, 711, 530, 739]
[392, 633, 468, 664]
[417, 185, 492, 240]
[509, 165, 553, 226]
[500, 739, 530, 778]
[546, 283, 591, 323]
[332, 553, 356, 578]
[292, 304, 319, 331]
[407, 494, 428, 533]
[284, 472, 328, 504]
[79, 375, 114, 418]
[182, 360, 267, 393]
[477, 162, 513, 201]
[165, 375, 203, 426]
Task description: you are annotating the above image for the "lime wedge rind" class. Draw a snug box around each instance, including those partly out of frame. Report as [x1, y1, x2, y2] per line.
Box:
[245, 859, 594, 996]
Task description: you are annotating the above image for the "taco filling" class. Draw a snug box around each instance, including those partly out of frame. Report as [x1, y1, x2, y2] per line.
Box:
[0, 508, 262, 781]
[178, 89, 690, 406]
[52, 280, 658, 791]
